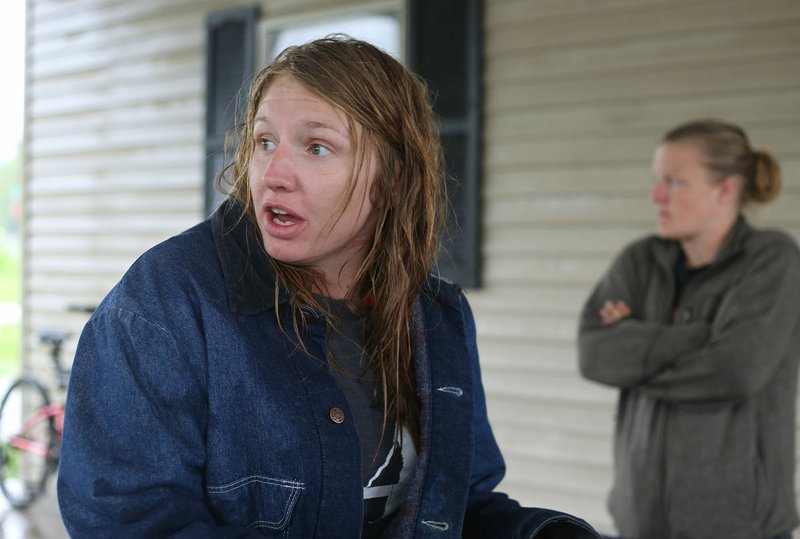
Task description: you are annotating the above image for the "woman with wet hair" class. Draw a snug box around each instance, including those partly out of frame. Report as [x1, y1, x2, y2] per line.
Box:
[579, 119, 800, 539]
[58, 36, 599, 538]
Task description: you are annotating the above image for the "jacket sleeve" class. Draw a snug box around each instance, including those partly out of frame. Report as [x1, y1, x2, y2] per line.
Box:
[578, 242, 709, 388]
[57, 305, 263, 539]
[638, 238, 800, 402]
[459, 294, 600, 539]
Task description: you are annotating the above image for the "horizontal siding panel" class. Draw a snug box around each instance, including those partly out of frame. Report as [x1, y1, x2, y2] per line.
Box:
[29, 192, 202, 217]
[488, 56, 800, 112]
[486, 167, 651, 195]
[30, 15, 203, 68]
[30, 75, 201, 117]
[488, 23, 800, 83]
[28, 274, 126, 295]
[495, 425, 612, 469]
[467, 285, 588, 316]
[487, 394, 616, 437]
[487, 91, 800, 139]
[477, 341, 580, 374]
[476, 312, 582, 346]
[485, 160, 800, 196]
[483, 368, 611, 407]
[28, 253, 157, 273]
[480, 255, 612, 286]
[750, 194, 800, 224]
[496, 451, 611, 498]
[26, 298, 106, 322]
[488, 0, 800, 53]
[486, 0, 669, 27]
[30, 0, 234, 41]
[488, 193, 800, 228]
[486, 124, 800, 169]
[29, 147, 205, 176]
[30, 59, 199, 101]
[30, 36, 202, 80]
[486, 134, 652, 169]
[30, 125, 202, 158]
[261, 0, 384, 18]
[486, 195, 653, 226]
[28, 215, 197, 236]
[29, 171, 204, 196]
[28, 234, 168, 257]
[29, 100, 200, 135]
[485, 226, 649, 256]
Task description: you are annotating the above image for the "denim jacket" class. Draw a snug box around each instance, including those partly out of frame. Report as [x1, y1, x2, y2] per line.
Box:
[58, 201, 599, 539]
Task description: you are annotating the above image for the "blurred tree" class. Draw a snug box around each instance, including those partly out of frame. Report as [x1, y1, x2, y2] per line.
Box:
[0, 141, 22, 236]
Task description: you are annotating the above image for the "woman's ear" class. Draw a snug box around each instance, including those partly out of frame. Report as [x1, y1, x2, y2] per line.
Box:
[717, 175, 741, 204]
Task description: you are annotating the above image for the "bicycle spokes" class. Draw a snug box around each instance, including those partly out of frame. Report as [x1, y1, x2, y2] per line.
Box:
[0, 377, 59, 508]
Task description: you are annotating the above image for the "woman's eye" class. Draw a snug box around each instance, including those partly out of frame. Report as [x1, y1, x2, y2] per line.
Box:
[258, 139, 276, 151]
[309, 143, 331, 157]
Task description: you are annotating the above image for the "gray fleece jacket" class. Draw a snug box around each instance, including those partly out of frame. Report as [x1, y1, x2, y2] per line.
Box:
[578, 216, 800, 539]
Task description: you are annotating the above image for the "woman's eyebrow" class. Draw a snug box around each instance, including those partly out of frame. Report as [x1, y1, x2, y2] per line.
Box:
[253, 116, 271, 128]
[251, 116, 349, 139]
[304, 120, 348, 138]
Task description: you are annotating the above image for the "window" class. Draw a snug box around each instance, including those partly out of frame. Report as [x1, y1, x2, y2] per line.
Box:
[263, 10, 402, 63]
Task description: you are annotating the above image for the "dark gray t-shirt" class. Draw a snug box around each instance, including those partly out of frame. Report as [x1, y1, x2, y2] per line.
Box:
[322, 298, 417, 537]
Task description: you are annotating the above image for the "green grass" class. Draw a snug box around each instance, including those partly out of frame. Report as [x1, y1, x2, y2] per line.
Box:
[0, 238, 21, 378]
[0, 324, 20, 378]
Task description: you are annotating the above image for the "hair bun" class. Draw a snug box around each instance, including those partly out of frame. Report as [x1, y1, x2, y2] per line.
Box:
[749, 150, 781, 204]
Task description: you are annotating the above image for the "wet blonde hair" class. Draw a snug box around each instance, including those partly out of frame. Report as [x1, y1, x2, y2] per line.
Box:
[662, 119, 781, 206]
[221, 35, 448, 446]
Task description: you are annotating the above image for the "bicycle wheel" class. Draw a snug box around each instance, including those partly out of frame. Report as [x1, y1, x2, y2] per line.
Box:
[0, 377, 57, 508]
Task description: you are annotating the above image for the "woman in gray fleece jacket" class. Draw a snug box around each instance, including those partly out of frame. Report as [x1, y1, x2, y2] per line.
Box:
[578, 119, 800, 539]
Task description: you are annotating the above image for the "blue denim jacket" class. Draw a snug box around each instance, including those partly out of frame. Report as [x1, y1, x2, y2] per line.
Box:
[57, 201, 599, 539]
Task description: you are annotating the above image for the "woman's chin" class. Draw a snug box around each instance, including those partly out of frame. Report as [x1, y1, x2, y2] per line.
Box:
[655, 224, 677, 239]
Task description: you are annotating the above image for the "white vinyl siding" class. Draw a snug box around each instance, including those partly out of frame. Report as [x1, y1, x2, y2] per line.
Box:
[22, 0, 800, 536]
[475, 0, 800, 534]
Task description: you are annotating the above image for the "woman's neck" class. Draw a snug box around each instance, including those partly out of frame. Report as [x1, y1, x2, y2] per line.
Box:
[680, 213, 738, 268]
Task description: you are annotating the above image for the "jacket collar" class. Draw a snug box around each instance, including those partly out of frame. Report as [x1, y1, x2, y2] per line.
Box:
[652, 214, 752, 271]
[212, 199, 285, 315]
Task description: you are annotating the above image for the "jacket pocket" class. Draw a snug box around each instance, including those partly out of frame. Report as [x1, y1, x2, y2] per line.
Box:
[206, 475, 304, 531]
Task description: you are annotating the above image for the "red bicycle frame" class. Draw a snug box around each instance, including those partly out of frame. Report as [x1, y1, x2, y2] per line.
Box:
[8, 402, 64, 458]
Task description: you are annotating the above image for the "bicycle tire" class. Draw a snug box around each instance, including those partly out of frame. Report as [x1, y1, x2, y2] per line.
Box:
[0, 376, 58, 509]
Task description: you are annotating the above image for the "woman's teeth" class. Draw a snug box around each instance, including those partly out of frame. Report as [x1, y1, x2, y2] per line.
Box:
[271, 207, 295, 226]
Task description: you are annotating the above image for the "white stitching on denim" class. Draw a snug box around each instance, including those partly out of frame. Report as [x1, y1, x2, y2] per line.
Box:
[207, 476, 304, 530]
[247, 488, 300, 530]
[436, 386, 463, 397]
[422, 520, 450, 531]
[245, 483, 303, 530]
[207, 475, 305, 494]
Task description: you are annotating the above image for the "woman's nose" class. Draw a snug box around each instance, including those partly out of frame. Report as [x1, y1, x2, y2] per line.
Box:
[262, 145, 295, 190]
[651, 182, 668, 205]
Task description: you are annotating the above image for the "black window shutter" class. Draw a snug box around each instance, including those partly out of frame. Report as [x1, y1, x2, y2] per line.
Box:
[408, 0, 483, 288]
[204, 5, 260, 216]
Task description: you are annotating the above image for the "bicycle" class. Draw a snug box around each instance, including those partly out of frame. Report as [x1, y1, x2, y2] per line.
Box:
[0, 305, 93, 509]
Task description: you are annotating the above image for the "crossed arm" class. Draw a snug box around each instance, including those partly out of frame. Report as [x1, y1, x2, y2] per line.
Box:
[578, 239, 800, 403]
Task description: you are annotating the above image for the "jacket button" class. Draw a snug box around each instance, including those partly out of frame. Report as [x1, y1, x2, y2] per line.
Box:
[329, 407, 345, 424]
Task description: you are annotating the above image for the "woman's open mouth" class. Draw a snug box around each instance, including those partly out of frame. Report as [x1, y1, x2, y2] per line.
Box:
[271, 207, 296, 226]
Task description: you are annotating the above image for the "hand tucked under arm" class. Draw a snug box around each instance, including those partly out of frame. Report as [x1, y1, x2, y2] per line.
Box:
[599, 300, 631, 325]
